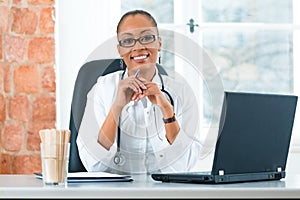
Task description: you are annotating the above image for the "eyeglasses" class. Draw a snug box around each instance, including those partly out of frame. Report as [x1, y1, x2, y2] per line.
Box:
[118, 34, 157, 48]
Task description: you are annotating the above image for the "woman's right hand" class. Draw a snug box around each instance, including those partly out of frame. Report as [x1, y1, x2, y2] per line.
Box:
[113, 74, 147, 108]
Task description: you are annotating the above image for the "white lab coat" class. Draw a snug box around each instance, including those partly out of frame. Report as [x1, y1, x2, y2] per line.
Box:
[77, 67, 202, 174]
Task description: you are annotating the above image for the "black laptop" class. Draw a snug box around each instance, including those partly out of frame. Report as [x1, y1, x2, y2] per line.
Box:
[151, 91, 298, 184]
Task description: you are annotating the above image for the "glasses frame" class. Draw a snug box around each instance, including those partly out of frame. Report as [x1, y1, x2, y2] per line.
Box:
[118, 34, 158, 48]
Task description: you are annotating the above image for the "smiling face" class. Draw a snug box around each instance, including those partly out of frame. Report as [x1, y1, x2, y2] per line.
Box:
[117, 14, 162, 73]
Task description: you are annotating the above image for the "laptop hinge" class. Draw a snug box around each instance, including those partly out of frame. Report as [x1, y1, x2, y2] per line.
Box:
[218, 170, 224, 176]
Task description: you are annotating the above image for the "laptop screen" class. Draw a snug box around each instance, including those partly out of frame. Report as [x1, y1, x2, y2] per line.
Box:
[211, 91, 298, 175]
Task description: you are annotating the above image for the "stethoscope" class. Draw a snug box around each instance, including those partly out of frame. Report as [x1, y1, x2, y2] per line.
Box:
[113, 68, 174, 166]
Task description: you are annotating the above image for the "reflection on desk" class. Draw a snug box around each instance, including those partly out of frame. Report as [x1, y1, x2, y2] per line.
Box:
[0, 174, 300, 198]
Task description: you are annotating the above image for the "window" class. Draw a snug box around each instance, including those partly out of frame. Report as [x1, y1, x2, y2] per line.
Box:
[119, 0, 300, 151]
[199, 0, 299, 151]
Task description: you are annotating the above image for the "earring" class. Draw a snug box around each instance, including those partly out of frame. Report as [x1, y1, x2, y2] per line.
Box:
[158, 52, 161, 64]
[119, 58, 124, 70]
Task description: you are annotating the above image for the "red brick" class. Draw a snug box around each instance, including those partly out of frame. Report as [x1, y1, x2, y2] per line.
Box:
[0, 65, 2, 91]
[2, 63, 11, 93]
[11, 7, 38, 34]
[0, 154, 12, 174]
[0, 123, 1, 142]
[3, 122, 24, 151]
[27, 121, 55, 150]
[27, 0, 54, 5]
[0, 6, 9, 32]
[4, 35, 26, 62]
[12, 0, 22, 4]
[9, 95, 30, 122]
[32, 96, 56, 121]
[0, 94, 6, 122]
[14, 65, 39, 93]
[28, 37, 54, 64]
[40, 7, 54, 34]
[0, 34, 2, 60]
[13, 154, 41, 174]
[42, 66, 55, 92]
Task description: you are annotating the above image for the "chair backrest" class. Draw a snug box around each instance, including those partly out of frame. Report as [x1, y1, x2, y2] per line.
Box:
[68, 58, 167, 172]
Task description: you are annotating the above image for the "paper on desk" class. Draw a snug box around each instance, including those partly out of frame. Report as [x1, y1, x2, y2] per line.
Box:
[68, 172, 131, 178]
[34, 172, 133, 182]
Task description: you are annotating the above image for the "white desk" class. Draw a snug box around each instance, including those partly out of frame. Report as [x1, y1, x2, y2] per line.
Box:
[0, 174, 300, 198]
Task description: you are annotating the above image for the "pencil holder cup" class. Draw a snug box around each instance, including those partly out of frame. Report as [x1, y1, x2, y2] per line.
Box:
[39, 129, 71, 187]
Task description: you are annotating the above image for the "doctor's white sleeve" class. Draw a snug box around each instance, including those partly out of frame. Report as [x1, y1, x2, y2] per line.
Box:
[76, 77, 118, 172]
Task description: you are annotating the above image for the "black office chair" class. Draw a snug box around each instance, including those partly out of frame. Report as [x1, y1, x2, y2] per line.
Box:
[68, 58, 168, 172]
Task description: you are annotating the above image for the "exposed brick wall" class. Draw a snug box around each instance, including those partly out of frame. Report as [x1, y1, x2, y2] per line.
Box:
[0, 0, 56, 174]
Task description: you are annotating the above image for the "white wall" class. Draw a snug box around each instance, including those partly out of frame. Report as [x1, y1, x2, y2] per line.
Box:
[56, 0, 121, 129]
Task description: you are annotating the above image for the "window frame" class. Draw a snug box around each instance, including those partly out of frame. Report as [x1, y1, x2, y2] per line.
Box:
[191, 0, 300, 152]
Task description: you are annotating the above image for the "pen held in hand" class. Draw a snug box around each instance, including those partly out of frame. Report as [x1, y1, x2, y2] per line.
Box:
[134, 69, 140, 78]
[134, 69, 146, 95]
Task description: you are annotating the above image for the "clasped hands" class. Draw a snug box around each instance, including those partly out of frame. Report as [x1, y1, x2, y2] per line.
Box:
[115, 71, 168, 109]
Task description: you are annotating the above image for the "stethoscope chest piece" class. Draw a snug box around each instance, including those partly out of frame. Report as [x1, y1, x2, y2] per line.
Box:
[113, 151, 126, 166]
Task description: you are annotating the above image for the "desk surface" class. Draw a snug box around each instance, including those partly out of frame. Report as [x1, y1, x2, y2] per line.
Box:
[0, 174, 300, 198]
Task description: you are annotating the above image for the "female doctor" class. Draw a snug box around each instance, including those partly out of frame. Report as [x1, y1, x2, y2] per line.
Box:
[77, 9, 202, 174]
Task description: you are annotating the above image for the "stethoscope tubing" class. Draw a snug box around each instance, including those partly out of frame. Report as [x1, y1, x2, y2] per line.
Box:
[114, 69, 174, 165]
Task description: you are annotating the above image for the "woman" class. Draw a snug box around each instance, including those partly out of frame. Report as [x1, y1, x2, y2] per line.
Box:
[77, 10, 201, 174]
